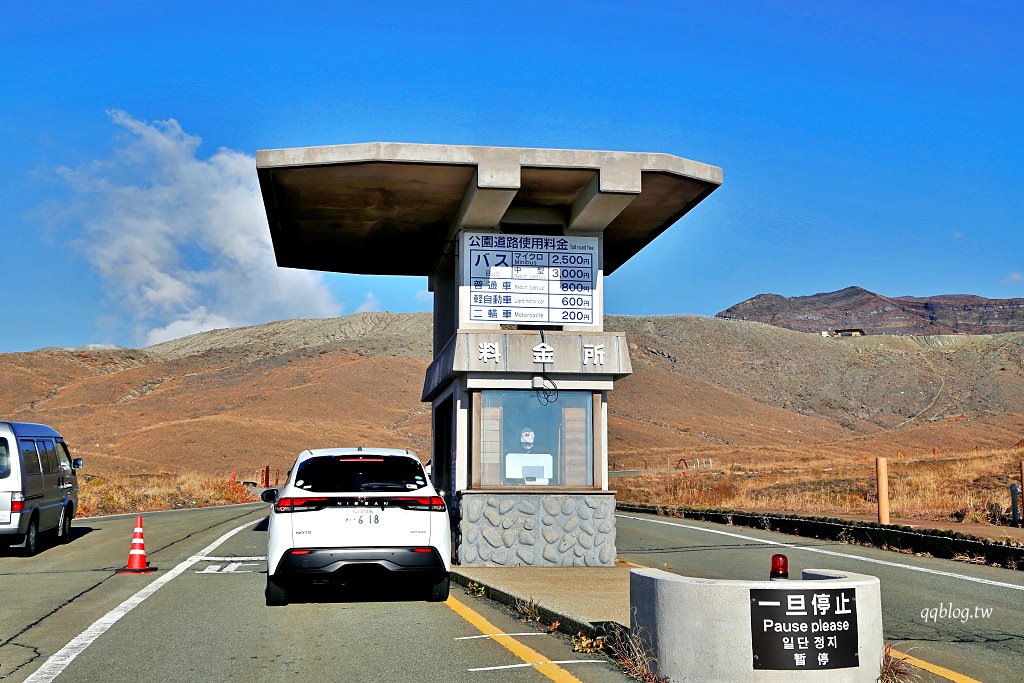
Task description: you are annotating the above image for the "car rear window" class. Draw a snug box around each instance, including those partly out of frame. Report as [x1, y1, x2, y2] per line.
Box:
[294, 455, 427, 493]
[0, 438, 9, 479]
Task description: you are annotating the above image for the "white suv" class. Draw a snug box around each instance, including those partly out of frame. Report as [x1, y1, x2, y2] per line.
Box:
[262, 448, 451, 606]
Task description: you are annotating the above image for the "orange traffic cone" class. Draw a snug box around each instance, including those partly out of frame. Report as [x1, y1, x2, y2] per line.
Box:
[117, 514, 158, 574]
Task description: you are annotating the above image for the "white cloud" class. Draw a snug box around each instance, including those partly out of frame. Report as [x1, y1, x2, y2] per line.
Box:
[354, 291, 380, 313]
[950, 231, 964, 239]
[144, 307, 237, 346]
[57, 111, 343, 346]
[415, 289, 433, 304]
[1005, 271, 1023, 283]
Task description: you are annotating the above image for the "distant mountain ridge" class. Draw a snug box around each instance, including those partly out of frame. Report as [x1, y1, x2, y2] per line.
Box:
[716, 286, 1024, 335]
[2, 312, 1022, 479]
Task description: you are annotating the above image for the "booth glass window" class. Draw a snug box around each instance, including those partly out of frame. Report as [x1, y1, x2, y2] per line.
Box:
[478, 389, 593, 487]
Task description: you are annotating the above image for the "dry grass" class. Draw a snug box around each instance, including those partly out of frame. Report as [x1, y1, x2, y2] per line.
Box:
[880, 644, 920, 683]
[77, 471, 258, 517]
[603, 620, 669, 683]
[515, 596, 541, 623]
[615, 447, 1023, 523]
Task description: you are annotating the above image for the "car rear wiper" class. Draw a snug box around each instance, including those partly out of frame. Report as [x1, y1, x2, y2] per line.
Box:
[359, 482, 408, 491]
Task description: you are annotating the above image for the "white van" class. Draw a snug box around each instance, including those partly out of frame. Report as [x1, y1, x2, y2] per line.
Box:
[0, 422, 83, 555]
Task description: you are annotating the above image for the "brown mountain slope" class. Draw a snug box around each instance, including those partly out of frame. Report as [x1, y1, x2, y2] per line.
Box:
[1, 313, 1022, 478]
[716, 286, 1024, 335]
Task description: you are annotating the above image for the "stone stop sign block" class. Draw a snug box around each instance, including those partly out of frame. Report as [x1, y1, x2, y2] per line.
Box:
[749, 587, 859, 670]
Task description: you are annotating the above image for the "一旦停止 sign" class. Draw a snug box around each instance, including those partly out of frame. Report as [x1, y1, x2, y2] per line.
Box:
[749, 587, 859, 670]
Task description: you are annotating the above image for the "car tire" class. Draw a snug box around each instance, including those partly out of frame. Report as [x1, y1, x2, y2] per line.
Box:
[427, 575, 450, 602]
[23, 516, 39, 556]
[266, 576, 289, 606]
[57, 507, 72, 544]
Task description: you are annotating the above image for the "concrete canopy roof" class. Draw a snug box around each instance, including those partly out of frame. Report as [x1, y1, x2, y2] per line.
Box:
[257, 142, 722, 276]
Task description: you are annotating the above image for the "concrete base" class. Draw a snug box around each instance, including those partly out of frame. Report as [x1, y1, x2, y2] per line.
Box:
[630, 568, 884, 682]
[456, 492, 616, 566]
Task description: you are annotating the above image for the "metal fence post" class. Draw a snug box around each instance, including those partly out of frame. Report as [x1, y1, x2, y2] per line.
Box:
[876, 457, 890, 525]
[1011, 484, 1021, 528]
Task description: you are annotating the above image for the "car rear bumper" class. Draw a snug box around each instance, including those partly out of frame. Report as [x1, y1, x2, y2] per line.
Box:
[0, 513, 26, 536]
[273, 546, 446, 578]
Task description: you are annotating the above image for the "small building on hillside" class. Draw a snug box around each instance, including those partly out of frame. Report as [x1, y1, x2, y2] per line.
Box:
[835, 328, 866, 337]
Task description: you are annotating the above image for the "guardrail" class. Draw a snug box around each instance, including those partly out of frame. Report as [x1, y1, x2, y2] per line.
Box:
[616, 503, 1024, 570]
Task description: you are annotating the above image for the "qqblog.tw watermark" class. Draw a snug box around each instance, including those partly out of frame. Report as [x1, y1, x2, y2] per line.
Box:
[920, 603, 993, 624]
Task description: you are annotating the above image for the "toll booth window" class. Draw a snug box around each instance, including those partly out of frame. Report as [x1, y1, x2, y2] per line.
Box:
[479, 390, 593, 487]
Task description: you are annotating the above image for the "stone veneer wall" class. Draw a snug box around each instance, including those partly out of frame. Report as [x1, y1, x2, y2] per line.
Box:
[456, 493, 616, 566]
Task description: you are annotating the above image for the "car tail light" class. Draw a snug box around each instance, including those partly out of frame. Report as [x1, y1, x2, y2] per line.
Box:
[392, 496, 446, 512]
[275, 497, 328, 513]
[412, 548, 434, 553]
[290, 549, 312, 555]
[11, 492, 24, 513]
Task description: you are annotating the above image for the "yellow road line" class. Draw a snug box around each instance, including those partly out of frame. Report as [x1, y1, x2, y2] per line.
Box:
[615, 558, 646, 568]
[618, 557, 982, 683]
[888, 648, 982, 683]
[446, 594, 584, 683]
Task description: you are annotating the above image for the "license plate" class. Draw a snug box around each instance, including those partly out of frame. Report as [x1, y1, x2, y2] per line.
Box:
[344, 511, 382, 525]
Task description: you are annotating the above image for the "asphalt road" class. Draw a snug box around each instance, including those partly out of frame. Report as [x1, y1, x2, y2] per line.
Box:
[615, 512, 1024, 683]
[0, 504, 629, 683]
[4, 505, 1022, 682]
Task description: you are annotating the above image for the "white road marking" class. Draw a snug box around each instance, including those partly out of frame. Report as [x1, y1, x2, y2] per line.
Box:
[197, 556, 266, 561]
[195, 562, 259, 574]
[468, 660, 601, 672]
[454, 632, 550, 640]
[617, 514, 1024, 592]
[24, 520, 259, 683]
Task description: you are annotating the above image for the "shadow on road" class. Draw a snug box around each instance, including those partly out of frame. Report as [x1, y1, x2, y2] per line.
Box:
[0, 526, 97, 557]
[282, 579, 437, 604]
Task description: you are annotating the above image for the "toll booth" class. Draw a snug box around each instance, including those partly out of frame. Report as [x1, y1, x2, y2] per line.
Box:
[257, 143, 721, 565]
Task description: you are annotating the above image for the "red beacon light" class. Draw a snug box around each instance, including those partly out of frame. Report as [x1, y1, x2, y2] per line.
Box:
[770, 553, 789, 580]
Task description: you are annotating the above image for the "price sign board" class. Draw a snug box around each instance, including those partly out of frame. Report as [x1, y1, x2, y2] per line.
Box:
[749, 588, 859, 670]
[461, 232, 599, 327]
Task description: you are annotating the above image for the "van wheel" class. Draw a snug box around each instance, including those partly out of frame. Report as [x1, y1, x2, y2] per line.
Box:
[266, 576, 289, 606]
[57, 507, 73, 544]
[23, 517, 39, 556]
[427, 575, 450, 602]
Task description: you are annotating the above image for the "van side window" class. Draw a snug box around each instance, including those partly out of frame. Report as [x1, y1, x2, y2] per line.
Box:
[19, 439, 41, 475]
[38, 439, 59, 474]
[0, 438, 10, 479]
[56, 442, 73, 471]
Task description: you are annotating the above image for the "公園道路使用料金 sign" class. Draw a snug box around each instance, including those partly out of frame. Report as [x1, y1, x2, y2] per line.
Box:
[749, 588, 859, 670]
[461, 232, 599, 327]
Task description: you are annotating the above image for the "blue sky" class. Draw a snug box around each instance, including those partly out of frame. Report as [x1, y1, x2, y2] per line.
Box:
[2, 1, 1021, 352]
